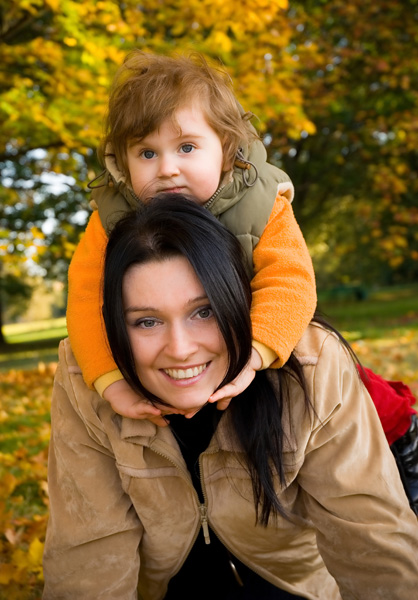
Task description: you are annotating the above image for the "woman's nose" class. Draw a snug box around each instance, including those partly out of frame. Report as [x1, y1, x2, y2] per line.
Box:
[165, 324, 198, 361]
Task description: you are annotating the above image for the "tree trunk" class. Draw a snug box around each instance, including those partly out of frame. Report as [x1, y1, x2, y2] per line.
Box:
[0, 260, 5, 345]
[0, 299, 6, 346]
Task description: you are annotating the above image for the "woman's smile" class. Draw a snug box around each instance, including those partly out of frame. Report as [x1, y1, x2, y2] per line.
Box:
[163, 362, 209, 382]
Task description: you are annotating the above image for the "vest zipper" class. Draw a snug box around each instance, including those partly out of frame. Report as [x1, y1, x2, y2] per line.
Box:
[204, 185, 225, 211]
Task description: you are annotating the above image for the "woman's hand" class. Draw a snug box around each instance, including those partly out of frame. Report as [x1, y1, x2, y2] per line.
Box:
[103, 379, 169, 427]
[208, 347, 262, 410]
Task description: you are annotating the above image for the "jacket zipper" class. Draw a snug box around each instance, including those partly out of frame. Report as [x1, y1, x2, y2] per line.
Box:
[149, 444, 211, 553]
[199, 504, 211, 544]
[151, 441, 283, 591]
[197, 450, 283, 590]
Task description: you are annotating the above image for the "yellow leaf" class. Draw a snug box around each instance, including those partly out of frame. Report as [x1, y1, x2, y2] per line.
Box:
[44, 0, 60, 10]
[30, 226, 44, 240]
[28, 537, 44, 570]
[0, 472, 18, 496]
[63, 37, 77, 47]
[210, 31, 233, 53]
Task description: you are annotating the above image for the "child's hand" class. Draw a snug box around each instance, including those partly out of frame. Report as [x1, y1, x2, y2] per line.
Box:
[208, 347, 262, 411]
[103, 379, 168, 427]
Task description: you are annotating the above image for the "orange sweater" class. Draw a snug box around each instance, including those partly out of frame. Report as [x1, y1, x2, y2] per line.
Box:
[67, 193, 316, 390]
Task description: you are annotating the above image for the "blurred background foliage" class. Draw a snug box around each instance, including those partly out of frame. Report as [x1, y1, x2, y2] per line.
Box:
[1, 0, 418, 337]
[1, 2, 418, 594]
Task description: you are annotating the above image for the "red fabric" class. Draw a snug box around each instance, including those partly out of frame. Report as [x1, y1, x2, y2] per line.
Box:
[357, 366, 417, 445]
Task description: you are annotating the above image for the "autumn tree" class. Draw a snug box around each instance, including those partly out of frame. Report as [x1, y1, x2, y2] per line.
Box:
[275, 0, 418, 288]
[2, 0, 418, 340]
[1, 0, 313, 338]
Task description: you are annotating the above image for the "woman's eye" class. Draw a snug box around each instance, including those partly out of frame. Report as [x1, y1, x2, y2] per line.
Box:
[196, 307, 213, 319]
[138, 319, 157, 328]
[140, 149, 155, 159]
[180, 144, 194, 154]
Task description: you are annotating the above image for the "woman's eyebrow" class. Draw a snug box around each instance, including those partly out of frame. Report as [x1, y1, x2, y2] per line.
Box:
[124, 305, 157, 314]
[124, 295, 210, 315]
[187, 295, 210, 305]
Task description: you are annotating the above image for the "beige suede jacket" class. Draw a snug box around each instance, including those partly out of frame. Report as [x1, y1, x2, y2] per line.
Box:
[43, 324, 418, 600]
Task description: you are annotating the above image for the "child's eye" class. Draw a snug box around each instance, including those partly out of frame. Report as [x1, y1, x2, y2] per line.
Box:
[180, 144, 195, 154]
[140, 149, 156, 159]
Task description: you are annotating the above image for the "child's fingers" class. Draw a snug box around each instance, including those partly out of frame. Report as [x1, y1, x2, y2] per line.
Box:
[215, 397, 232, 411]
[143, 402, 162, 414]
[209, 384, 236, 404]
[114, 403, 161, 420]
[122, 407, 169, 427]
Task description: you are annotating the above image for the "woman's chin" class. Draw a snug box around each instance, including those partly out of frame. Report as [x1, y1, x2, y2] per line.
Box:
[160, 403, 208, 418]
[149, 381, 218, 416]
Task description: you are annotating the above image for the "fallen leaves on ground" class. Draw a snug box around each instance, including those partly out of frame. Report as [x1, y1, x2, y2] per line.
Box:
[348, 328, 418, 402]
[0, 363, 55, 600]
[0, 329, 416, 598]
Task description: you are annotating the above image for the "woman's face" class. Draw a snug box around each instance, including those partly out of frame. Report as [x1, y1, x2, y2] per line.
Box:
[122, 256, 228, 416]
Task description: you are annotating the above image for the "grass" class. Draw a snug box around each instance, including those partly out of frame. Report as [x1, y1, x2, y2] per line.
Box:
[317, 284, 418, 400]
[318, 284, 418, 340]
[3, 317, 68, 344]
[0, 318, 67, 372]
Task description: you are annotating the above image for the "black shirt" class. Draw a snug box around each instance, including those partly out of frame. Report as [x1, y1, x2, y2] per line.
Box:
[164, 404, 304, 600]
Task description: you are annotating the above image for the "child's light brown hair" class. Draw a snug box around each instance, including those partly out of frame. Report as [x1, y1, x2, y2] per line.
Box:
[100, 50, 257, 181]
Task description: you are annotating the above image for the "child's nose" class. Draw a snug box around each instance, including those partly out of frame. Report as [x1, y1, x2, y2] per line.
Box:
[158, 154, 180, 178]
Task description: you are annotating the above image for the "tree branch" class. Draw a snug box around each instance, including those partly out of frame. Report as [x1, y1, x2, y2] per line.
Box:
[0, 8, 50, 44]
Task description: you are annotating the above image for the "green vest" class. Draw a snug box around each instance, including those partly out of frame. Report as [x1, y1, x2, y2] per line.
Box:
[89, 139, 290, 277]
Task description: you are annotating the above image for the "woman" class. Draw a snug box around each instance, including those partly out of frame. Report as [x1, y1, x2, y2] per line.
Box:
[43, 195, 418, 600]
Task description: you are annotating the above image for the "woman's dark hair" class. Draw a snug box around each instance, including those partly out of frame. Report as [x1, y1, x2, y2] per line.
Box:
[103, 194, 253, 406]
[103, 194, 357, 526]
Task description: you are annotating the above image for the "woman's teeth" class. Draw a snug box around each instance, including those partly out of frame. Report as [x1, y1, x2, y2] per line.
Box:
[164, 363, 207, 380]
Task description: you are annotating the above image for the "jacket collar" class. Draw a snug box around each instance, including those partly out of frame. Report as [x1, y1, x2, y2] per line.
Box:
[118, 369, 300, 456]
[119, 407, 242, 453]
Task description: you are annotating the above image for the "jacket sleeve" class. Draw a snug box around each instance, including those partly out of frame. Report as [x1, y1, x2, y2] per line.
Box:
[66, 210, 119, 389]
[250, 193, 317, 367]
[42, 348, 143, 599]
[297, 334, 418, 598]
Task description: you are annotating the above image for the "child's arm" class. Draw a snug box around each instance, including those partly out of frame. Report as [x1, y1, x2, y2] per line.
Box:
[67, 211, 115, 386]
[250, 191, 316, 366]
[67, 211, 166, 424]
[209, 190, 316, 407]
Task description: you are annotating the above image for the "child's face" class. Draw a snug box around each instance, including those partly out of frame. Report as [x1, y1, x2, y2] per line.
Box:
[126, 103, 225, 204]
